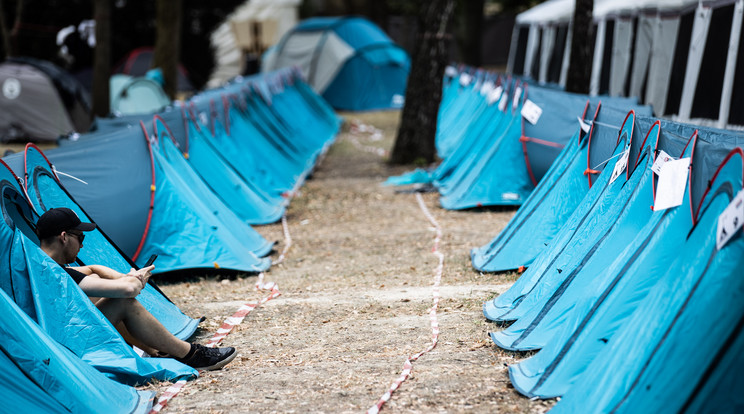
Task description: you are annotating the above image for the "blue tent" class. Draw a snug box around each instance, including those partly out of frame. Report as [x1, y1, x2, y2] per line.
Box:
[110, 73, 170, 116]
[385, 69, 650, 209]
[552, 148, 744, 413]
[262, 16, 409, 111]
[0, 160, 196, 385]
[505, 124, 701, 398]
[0, 285, 154, 413]
[9, 146, 201, 340]
[489, 117, 682, 349]
[438, 83, 529, 208]
[435, 69, 494, 158]
[482, 110, 648, 322]
[470, 104, 633, 272]
[14, 69, 337, 274]
[506, 122, 699, 398]
[16, 140, 271, 274]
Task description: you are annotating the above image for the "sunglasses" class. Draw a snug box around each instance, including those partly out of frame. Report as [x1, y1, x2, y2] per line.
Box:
[68, 231, 85, 244]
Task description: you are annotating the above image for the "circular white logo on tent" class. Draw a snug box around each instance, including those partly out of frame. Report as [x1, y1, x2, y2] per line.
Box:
[3, 78, 21, 99]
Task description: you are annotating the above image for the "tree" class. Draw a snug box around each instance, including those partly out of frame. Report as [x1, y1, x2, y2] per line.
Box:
[454, 0, 484, 67]
[565, 0, 593, 94]
[152, 0, 182, 99]
[0, 0, 24, 57]
[92, 0, 110, 118]
[390, 0, 455, 165]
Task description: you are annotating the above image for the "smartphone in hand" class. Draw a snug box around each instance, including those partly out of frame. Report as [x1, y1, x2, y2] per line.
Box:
[143, 254, 158, 268]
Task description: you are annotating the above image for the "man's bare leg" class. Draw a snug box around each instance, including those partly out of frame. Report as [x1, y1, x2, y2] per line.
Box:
[115, 322, 161, 356]
[96, 297, 191, 358]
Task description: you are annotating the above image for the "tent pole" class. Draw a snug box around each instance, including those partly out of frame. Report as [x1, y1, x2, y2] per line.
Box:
[718, 0, 744, 128]
[506, 24, 520, 74]
[523, 23, 540, 78]
[589, 18, 606, 96]
[678, 3, 712, 120]
[560, 19, 573, 87]
[539, 25, 555, 84]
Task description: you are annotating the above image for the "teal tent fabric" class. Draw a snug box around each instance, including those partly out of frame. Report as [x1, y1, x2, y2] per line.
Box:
[483, 112, 646, 322]
[435, 70, 493, 159]
[387, 69, 650, 209]
[0, 286, 155, 413]
[506, 124, 698, 398]
[135, 133, 271, 273]
[21, 140, 270, 273]
[0, 157, 196, 385]
[263, 17, 409, 111]
[471, 106, 643, 272]
[552, 149, 744, 413]
[19, 146, 201, 339]
[110, 74, 170, 115]
[152, 116, 276, 252]
[5, 220, 196, 385]
[489, 120, 672, 351]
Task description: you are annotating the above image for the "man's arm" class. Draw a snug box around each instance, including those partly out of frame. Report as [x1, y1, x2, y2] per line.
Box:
[71, 264, 126, 279]
[75, 265, 155, 298]
[78, 274, 144, 298]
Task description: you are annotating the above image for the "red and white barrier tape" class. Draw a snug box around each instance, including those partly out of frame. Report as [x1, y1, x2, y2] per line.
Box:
[203, 276, 282, 348]
[150, 214, 291, 413]
[205, 215, 290, 348]
[149, 379, 188, 413]
[272, 214, 292, 266]
[347, 120, 388, 157]
[367, 193, 444, 414]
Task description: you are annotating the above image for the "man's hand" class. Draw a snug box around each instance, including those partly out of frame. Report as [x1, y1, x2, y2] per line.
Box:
[127, 265, 154, 289]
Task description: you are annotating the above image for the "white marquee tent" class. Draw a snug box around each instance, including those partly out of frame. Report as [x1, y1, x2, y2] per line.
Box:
[207, 0, 301, 88]
[508, 0, 744, 128]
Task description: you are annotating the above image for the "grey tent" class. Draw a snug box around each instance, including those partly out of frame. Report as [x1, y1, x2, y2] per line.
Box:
[0, 58, 91, 141]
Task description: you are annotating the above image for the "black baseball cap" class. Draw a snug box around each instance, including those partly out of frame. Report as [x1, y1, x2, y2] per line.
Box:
[36, 207, 96, 239]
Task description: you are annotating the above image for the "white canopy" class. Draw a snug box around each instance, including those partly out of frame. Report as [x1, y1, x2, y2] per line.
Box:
[208, 0, 300, 88]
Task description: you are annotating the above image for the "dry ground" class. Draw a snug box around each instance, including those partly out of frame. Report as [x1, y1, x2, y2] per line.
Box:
[145, 110, 553, 413]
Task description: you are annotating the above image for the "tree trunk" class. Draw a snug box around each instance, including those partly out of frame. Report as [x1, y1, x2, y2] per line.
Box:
[366, 0, 389, 32]
[565, 0, 593, 94]
[5, 0, 24, 56]
[92, 0, 110, 118]
[454, 0, 484, 67]
[0, 1, 11, 58]
[152, 0, 182, 99]
[390, 0, 455, 165]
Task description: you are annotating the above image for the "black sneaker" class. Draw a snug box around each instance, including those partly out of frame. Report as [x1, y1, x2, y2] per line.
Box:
[176, 344, 237, 371]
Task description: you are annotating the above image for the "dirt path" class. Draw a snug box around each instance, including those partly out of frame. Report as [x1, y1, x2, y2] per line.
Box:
[154, 111, 553, 413]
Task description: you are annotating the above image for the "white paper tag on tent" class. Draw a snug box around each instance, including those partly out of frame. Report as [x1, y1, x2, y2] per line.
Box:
[459, 73, 472, 87]
[498, 93, 508, 111]
[487, 86, 503, 105]
[445, 66, 458, 78]
[512, 86, 523, 109]
[480, 81, 494, 96]
[610, 148, 630, 184]
[654, 157, 691, 211]
[577, 117, 591, 133]
[717, 189, 744, 250]
[651, 150, 675, 175]
[521, 99, 542, 125]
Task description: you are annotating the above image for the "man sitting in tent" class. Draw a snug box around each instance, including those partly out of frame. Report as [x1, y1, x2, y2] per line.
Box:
[37, 207, 236, 371]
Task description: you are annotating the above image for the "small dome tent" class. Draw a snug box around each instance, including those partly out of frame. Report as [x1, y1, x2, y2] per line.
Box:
[0, 58, 91, 142]
[262, 16, 410, 111]
[110, 73, 171, 115]
[115, 47, 195, 92]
